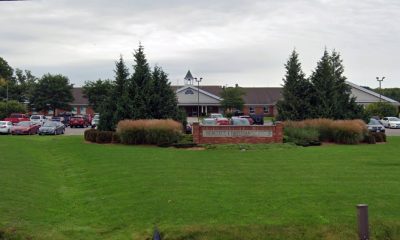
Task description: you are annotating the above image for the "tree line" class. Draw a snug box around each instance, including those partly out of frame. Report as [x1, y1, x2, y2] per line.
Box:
[83, 45, 184, 131]
[277, 49, 365, 121]
[0, 57, 73, 117]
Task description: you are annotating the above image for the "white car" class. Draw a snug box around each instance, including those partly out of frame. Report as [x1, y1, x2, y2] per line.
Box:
[210, 113, 223, 119]
[0, 121, 13, 134]
[30, 115, 47, 126]
[380, 117, 400, 129]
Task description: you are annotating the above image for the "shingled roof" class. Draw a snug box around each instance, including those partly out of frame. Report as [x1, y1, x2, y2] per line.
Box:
[71, 88, 88, 105]
[72, 86, 283, 105]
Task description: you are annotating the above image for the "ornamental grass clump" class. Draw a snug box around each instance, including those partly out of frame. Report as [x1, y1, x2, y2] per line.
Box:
[117, 119, 183, 145]
[284, 118, 367, 144]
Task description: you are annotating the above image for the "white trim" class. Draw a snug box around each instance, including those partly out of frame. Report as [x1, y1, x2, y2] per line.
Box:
[176, 86, 223, 101]
[347, 81, 400, 105]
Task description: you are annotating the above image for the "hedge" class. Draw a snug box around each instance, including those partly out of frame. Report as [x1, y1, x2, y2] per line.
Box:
[84, 129, 118, 144]
[84, 129, 98, 142]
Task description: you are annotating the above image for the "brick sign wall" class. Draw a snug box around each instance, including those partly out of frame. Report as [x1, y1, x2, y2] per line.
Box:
[192, 123, 283, 144]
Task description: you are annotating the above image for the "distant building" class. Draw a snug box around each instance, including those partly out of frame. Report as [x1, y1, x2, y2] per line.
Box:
[68, 71, 399, 117]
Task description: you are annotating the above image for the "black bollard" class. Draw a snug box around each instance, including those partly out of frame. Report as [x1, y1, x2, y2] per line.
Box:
[357, 204, 369, 240]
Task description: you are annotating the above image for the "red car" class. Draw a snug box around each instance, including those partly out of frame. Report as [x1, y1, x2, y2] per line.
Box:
[4, 113, 30, 125]
[10, 121, 40, 135]
[69, 115, 89, 128]
[216, 117, 230, 125]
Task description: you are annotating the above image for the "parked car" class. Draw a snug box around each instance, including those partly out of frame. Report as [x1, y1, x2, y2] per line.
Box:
[185, 123, 192, 134]
[30, 115, 47, 126]
[250, 114, 264, 125]
[91, 114, 100, 128]
[4, 113, 30, 125]
[380, 117, 400, 129]
[233, 110, 244, 116]
[58, 112, 73, 126]
[10, 121, 40, 135]
[210, 113, 224, 119]
[0, 121, 13, 134]
[39, 121, 65, 135]
[216, 117, 230, 125]
[239, 115, 255, 125]
[367, 118, 385, 132]
[202, 118, 218, 125]
[51, 116, 64, 123]
[231, 117, 250, 126]
[69, 115, 89, 128]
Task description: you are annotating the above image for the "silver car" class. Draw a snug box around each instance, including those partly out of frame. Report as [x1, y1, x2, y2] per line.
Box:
[38, 121, 65, 135]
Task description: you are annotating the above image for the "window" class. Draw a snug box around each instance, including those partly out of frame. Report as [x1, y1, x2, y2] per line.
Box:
[81, 107, 87, 114]
[185, 89, 194, 95]
[72, 107, 77, 114]
[249, 106, 255, 113]
[264, 105, 270, 113]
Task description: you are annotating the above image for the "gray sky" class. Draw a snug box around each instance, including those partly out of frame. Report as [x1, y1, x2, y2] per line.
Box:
[0, 0, 399, 88]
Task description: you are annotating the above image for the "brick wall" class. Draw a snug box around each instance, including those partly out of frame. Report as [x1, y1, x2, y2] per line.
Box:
[192, 122, 283, 144]
[242, 105, 275, 117]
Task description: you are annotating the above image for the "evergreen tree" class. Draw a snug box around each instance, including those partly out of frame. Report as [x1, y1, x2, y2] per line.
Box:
[330, 50, 363, 119]
[150, 66, 180, 119]
[113, 56, 131, 123]
[276, 50, 312, 120]
[309, 49, 337, 118]
[310, 49, 363, 119]
[82, 79, 113, 112]
[130, 44, 152, 119]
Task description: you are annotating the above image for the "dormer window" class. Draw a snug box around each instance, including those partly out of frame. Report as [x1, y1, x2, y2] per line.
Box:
[185, 89, 194, 95]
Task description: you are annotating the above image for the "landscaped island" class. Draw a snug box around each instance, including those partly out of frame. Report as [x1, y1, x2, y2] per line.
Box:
[0, 136, 399, 239]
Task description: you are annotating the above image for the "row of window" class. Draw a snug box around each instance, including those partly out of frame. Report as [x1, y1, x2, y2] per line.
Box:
[71, 107, 87, 114]
[248, 106, 270, 114]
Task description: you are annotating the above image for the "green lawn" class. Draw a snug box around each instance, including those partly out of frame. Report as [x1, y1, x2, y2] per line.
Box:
[0, 136, 399, 239]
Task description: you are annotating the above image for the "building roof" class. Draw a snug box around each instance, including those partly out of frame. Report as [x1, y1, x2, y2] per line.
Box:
[346, 81, 400, 105]
[71, 88, 87, 105]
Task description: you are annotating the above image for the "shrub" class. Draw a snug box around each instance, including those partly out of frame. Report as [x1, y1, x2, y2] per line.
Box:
[116, 119, 182, 145]
[284, 126, 320, 146]
[284, 119, 367, 144]
[0, 100, 27, 120]
[95, 131, 114, 144]
[112, 132, 120, 143]
[84, 129, 98, 142]
[365, 102, 398, 119]
[371, 132, 386, 142]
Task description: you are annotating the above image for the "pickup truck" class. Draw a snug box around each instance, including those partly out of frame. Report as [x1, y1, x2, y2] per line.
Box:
[4, 113, 30, 125]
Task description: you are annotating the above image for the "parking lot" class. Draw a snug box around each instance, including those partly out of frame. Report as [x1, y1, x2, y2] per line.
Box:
[64, 127, 88, 135]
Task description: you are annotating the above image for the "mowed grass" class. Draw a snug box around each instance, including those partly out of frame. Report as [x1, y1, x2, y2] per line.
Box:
[0, 136, 399, 239]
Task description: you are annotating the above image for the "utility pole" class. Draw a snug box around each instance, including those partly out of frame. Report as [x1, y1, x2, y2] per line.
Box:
[376, 77, 385, 102]
[194, 77, 202, 122]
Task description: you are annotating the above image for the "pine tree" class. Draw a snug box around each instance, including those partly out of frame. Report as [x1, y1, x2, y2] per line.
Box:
[150, 66, 180, 119]
[129, 44, 153, 119]
[330, 50, 363, 119]
[310, 49, 363, 119]
[276, 50, 312, 120]
[113, 56, 131, 123]
[309, 49, 338, 118]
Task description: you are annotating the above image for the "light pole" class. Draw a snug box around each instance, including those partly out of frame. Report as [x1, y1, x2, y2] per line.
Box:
[376, 77, 385, 102]
[194, 77, 202, 122]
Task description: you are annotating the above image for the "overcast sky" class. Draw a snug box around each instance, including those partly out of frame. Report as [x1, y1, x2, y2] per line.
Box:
[0, 0, 399, 88]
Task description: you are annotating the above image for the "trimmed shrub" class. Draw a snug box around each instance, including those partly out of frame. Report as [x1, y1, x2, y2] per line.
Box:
[116, 119, 182, 145]
[371, 132, 386, 142]
[364, 133, 377, 144]
[84, 129, 98, 142]
[96, 131, 114, 144]
[112, 132, 120, 144]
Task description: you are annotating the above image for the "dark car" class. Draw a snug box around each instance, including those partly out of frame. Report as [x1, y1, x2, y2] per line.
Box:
[10, 121, 40, 135]
[39, 121, 65, 135]
[367, 118, 385, 132]
[250, 114, 264, 125]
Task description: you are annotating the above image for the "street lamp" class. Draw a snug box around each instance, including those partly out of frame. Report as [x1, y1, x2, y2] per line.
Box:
[194, 77, 202, 122]
[376, 76, 385, 102]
